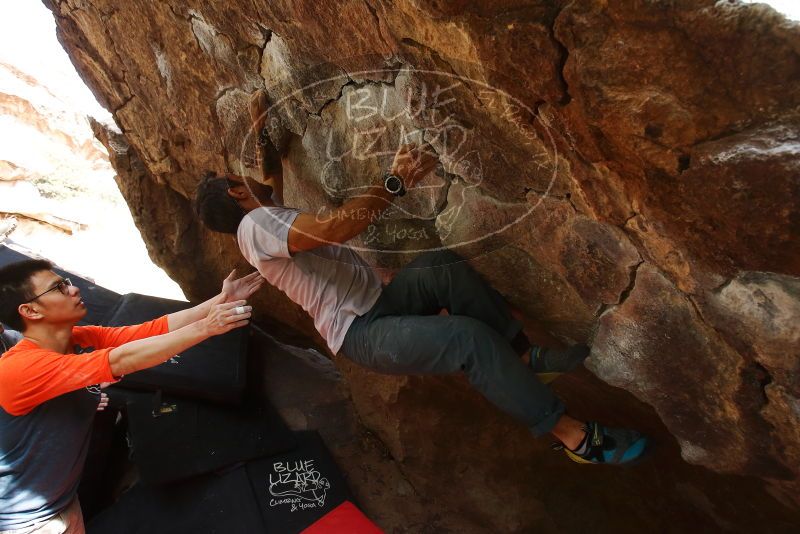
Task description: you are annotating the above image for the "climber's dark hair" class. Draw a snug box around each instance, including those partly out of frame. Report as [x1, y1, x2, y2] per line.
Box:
[194, 170, 246, 234]
[0, 259, 54, 331]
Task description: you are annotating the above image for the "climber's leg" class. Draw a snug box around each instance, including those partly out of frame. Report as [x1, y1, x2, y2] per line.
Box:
[377, 249, 525, 343]
[341, 313, 564, 436]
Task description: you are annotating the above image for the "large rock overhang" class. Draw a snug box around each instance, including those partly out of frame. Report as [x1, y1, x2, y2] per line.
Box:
[46, 0, 800, 529]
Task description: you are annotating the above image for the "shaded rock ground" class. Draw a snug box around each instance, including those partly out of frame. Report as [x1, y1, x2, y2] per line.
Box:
[251, 329, 800, 533]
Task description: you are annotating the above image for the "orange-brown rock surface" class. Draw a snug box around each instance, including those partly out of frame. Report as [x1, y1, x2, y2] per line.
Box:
[45, 0, 799, 530]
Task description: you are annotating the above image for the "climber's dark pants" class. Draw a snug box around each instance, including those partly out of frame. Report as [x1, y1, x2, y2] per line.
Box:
[341, 249, 565, 436]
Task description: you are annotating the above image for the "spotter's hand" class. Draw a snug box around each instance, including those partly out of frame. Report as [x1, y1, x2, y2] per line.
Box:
[221, 270, 264, 303]
[204, 300, 252, 336]
[96, 392, 109, 412]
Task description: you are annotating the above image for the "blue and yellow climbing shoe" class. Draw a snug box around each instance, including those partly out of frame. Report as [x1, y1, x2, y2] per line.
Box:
[529, 343, 590, 384]
[558, 421, 649, 465]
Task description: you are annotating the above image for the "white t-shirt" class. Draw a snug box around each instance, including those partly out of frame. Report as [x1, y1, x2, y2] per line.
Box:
[237, 207, 383, 353]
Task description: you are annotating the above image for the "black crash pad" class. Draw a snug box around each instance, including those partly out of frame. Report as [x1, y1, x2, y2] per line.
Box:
[0, 245, 122, 326]
[125, 391, 297, 486]
[104, 293, 248, 404]
[87, 432, 357, 534]
[246, 431, 356, 534]
[86, 465, 265, 534]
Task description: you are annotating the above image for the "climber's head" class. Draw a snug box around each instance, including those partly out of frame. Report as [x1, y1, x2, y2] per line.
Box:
[194, 171, 258, 234]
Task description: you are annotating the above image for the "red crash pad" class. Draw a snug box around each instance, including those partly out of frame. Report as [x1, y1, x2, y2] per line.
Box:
[301, 501, 383, 534]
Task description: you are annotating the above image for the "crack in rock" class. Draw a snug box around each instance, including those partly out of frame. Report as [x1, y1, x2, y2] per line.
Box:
[595, 259, 645, 320]
[309, 75, 357, 118]
[258, 25, 273, 54]
[751, 361, 774, 404]
[564, 192, 578, 213]
[618, 260, 644, 306]
[165, 1, 192, 22]
[550, 6, 572, 106]
[306, 72, 404, 127]
[112, 95, 134, 115]
[362, 0, 393, 52]
[623, 211, 640, 226]
[399, 37, 484, 109]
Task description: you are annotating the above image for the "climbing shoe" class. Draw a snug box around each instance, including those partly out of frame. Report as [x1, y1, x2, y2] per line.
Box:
[556, 421, 649, 465]
[529, 343, 590, 384]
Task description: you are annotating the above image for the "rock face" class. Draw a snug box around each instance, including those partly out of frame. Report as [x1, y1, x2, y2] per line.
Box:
[46, 0, 800, 530]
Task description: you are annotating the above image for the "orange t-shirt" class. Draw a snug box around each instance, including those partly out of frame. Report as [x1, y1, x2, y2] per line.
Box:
[0, 316, 169, 416]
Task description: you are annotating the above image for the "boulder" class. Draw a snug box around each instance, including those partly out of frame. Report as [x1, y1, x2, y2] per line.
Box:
[47, 0, 800, 528]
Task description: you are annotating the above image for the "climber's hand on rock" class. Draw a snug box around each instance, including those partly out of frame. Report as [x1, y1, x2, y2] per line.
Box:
[391, 143, 439, 189]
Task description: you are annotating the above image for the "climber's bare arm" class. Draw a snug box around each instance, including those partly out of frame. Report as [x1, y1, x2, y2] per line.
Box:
[286, 144, 438, 253]
[287, 186, 395, 253]
[250, 90, 284, 205]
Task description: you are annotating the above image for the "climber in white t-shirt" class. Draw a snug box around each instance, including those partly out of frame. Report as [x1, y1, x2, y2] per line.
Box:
[193, 89, 649, 466]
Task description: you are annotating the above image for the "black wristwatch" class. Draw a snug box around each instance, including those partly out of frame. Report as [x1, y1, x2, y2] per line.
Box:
[383, 172, 406, 197]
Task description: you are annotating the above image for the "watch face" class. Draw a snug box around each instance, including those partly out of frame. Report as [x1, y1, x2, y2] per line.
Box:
[385, 175, 403, 194]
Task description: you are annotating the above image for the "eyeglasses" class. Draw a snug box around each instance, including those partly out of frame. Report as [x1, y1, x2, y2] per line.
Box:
[25, 278, 73, 303]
